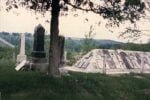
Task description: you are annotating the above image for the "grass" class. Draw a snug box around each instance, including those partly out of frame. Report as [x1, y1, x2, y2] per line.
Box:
[0, 60, 150, 100]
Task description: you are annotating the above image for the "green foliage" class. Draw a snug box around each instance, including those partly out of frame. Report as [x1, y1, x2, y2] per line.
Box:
[121, 42, 150, 52]
[80, 26, 97, 54]
[65, 38, 81, 52]
[97, 42, 150, 52]
[0, 59, 150, 100]
[66, 51, 78, 66]
[64, 26, 98, 65]
[0, 59, 15, 72]
[0, 63, 150, 100]
[0, 47, 16, 60]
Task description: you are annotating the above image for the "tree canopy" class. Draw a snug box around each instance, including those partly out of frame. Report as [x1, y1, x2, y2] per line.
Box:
[5, 0, 150, 24]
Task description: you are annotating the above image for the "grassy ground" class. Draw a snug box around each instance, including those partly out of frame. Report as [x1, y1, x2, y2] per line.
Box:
[0, 60, 150, 100]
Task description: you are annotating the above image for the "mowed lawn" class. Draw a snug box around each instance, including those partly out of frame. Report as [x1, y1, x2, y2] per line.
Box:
[0, 60, 150, 100]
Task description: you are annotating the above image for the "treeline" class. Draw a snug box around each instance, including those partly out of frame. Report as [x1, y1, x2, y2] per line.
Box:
[0, 32, 149, 65]
[65, 38, 150, 52]
[97, 42, 150, 52]
[65, 39, 150, 65]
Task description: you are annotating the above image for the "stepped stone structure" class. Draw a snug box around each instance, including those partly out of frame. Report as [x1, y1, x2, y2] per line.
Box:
[17, 33, 27, 65]
[64, 49, 150, 74]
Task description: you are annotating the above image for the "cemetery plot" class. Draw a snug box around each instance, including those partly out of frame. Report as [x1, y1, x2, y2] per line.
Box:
[69, 49, 150, 74]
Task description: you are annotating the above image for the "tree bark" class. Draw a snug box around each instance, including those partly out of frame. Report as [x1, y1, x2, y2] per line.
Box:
[48, 0, 61, 77]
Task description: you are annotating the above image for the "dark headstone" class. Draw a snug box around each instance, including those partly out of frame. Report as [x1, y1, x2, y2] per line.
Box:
[32, 24, 46, 58]
[59, 36, 65, 66]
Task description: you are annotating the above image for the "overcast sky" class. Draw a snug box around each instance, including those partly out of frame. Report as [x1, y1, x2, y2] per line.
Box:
[0, 0, 150, 43]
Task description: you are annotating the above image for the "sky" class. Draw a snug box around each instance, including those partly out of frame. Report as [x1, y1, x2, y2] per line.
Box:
[0, 0, 150, 43]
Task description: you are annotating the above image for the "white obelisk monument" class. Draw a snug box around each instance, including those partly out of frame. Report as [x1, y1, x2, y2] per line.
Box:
[17, 33, 27, 65]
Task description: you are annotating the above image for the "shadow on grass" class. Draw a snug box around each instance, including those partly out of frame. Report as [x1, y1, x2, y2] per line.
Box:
[0, 60, 150, 100]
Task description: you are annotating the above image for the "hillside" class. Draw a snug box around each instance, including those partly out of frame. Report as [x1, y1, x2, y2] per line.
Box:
[66, 37, 123, 45]
[0, 37, 14, 48]
[0, 61, 150, 100]
[0, 32, 122, 47]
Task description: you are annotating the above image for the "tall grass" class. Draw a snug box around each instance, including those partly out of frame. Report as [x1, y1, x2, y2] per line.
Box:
[0, 60, 150, 100]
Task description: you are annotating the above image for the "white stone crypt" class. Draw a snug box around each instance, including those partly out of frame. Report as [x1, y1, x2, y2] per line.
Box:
[64, 49, 150, 74]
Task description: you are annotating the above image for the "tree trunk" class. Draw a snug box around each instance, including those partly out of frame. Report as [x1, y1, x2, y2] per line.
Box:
[48, 0, 61, 77]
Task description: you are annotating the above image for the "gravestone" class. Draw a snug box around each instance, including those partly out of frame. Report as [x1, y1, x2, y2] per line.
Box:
[59, 35, 65, 66]
[17, 33, 27, 65]
[31, 24, 48, 72]
[32, 24, 46, 59]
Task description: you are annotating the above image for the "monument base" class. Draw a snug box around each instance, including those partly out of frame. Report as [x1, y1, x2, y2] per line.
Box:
[29, 57, 48, 72]
[31, 57, 47, 63]
[17, 54, 27, 64]
[30, 63, 48, 73]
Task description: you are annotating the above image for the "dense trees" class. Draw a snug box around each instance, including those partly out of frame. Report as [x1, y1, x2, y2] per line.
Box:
[120, 42, 150, 52]
[4, 0, 150, 76]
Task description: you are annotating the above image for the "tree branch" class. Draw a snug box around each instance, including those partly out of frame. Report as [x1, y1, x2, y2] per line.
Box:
[65, 2, 100, 15]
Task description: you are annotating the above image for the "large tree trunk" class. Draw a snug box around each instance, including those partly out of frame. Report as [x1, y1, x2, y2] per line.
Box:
[48, 0, 61, 77]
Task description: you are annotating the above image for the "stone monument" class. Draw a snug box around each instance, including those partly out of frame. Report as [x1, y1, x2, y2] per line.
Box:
[17, 33, 27, 65]
[32, 24, 46, 59]
[31, 24, 48, 72]
[60, 51, 67, 66]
